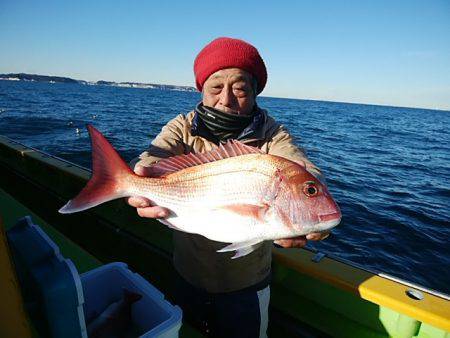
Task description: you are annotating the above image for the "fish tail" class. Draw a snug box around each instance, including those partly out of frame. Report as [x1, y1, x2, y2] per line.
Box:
[59, 124, 134, 214]
[122, 288, 143, 303]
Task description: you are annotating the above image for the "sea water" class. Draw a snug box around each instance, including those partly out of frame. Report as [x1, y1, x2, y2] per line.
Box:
[1, 80, 449, 294]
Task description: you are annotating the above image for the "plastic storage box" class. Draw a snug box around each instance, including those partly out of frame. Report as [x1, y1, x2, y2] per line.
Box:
[7, 216, 182, 338]
[81, 263, 182, 338]
[7, 216, 87, 338]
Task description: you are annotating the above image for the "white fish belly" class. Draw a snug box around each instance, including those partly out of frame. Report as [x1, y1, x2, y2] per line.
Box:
[166, 207, 267, 243]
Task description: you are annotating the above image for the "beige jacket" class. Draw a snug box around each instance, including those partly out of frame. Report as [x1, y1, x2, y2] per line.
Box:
[132, 109, 322, 293]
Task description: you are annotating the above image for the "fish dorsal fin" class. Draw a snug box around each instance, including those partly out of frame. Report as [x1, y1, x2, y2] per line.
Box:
[150, 140, 262, 177]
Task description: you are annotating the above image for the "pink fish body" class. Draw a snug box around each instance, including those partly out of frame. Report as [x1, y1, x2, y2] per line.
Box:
[60, 125, 341, 258]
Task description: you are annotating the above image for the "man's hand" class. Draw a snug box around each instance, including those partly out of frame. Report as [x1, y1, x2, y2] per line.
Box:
[126, 165, 170, 219]
[274, 231, 331, 248]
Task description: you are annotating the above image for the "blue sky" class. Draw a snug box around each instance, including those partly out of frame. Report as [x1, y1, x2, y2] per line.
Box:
[1, 0, 449, 110]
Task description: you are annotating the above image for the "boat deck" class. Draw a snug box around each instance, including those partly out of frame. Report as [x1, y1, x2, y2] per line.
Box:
[0, 187, 204, 338]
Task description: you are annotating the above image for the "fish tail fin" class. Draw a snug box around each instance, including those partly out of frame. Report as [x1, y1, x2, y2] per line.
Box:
[123, 288, 143, 303]
[59, 124, 134, 214]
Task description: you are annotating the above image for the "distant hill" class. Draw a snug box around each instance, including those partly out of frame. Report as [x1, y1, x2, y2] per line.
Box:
[0, 73, 83, 84]
[0, 73, 197, 92]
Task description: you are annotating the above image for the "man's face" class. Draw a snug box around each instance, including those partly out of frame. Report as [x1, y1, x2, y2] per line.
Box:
[202, 68, 256, 115]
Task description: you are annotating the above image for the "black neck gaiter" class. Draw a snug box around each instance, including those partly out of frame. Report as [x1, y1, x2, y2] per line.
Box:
[195, 103, 255, 142]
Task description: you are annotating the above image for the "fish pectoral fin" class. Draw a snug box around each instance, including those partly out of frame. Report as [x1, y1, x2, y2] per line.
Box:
[218, 203, 269, 222]
[158, 218, 181, 231]
[217, 239, 262, 252]
[231, 245, 263, 259]
[217, 239, 264, 259]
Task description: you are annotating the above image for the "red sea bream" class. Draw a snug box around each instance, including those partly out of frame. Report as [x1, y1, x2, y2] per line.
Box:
[59, 125, 341, 258]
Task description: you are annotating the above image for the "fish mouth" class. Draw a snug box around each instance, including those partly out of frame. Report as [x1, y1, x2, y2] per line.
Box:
[318, 212, 341, 223]
[316, 212, 341, 230]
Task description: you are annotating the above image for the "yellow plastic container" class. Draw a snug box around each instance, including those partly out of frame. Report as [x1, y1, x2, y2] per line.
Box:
[0, 217, 32, 338]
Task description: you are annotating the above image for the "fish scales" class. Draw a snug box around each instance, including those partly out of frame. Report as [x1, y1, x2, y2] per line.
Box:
[127, 154, 282, 208]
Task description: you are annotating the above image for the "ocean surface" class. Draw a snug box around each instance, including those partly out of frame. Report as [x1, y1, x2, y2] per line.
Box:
[1, 80, 449, 294]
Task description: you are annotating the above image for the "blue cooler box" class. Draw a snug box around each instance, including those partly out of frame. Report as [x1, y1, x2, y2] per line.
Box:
[7, 216, 182, 338]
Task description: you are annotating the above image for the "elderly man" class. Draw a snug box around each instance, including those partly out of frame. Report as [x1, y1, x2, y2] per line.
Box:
[128, 37, 329, 338]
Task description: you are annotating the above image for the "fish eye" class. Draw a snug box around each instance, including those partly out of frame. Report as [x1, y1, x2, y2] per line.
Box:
[303, 181, 318, 197]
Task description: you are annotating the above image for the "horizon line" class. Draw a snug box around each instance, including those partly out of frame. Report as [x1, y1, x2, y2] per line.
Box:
[1, 71, 449, 112]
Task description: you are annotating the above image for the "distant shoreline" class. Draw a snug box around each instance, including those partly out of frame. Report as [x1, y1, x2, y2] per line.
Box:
[0, 73, 197, 93]
[1, 72, 448, 112]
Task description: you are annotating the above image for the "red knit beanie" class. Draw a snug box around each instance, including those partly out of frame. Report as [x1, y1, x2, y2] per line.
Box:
[194, 37, 267, 94]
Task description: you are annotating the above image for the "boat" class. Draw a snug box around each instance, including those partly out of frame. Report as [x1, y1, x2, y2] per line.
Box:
[0, 134, 449, 338]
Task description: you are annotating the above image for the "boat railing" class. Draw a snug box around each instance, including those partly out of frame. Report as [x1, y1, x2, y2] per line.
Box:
[1, 134, 449, 337]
